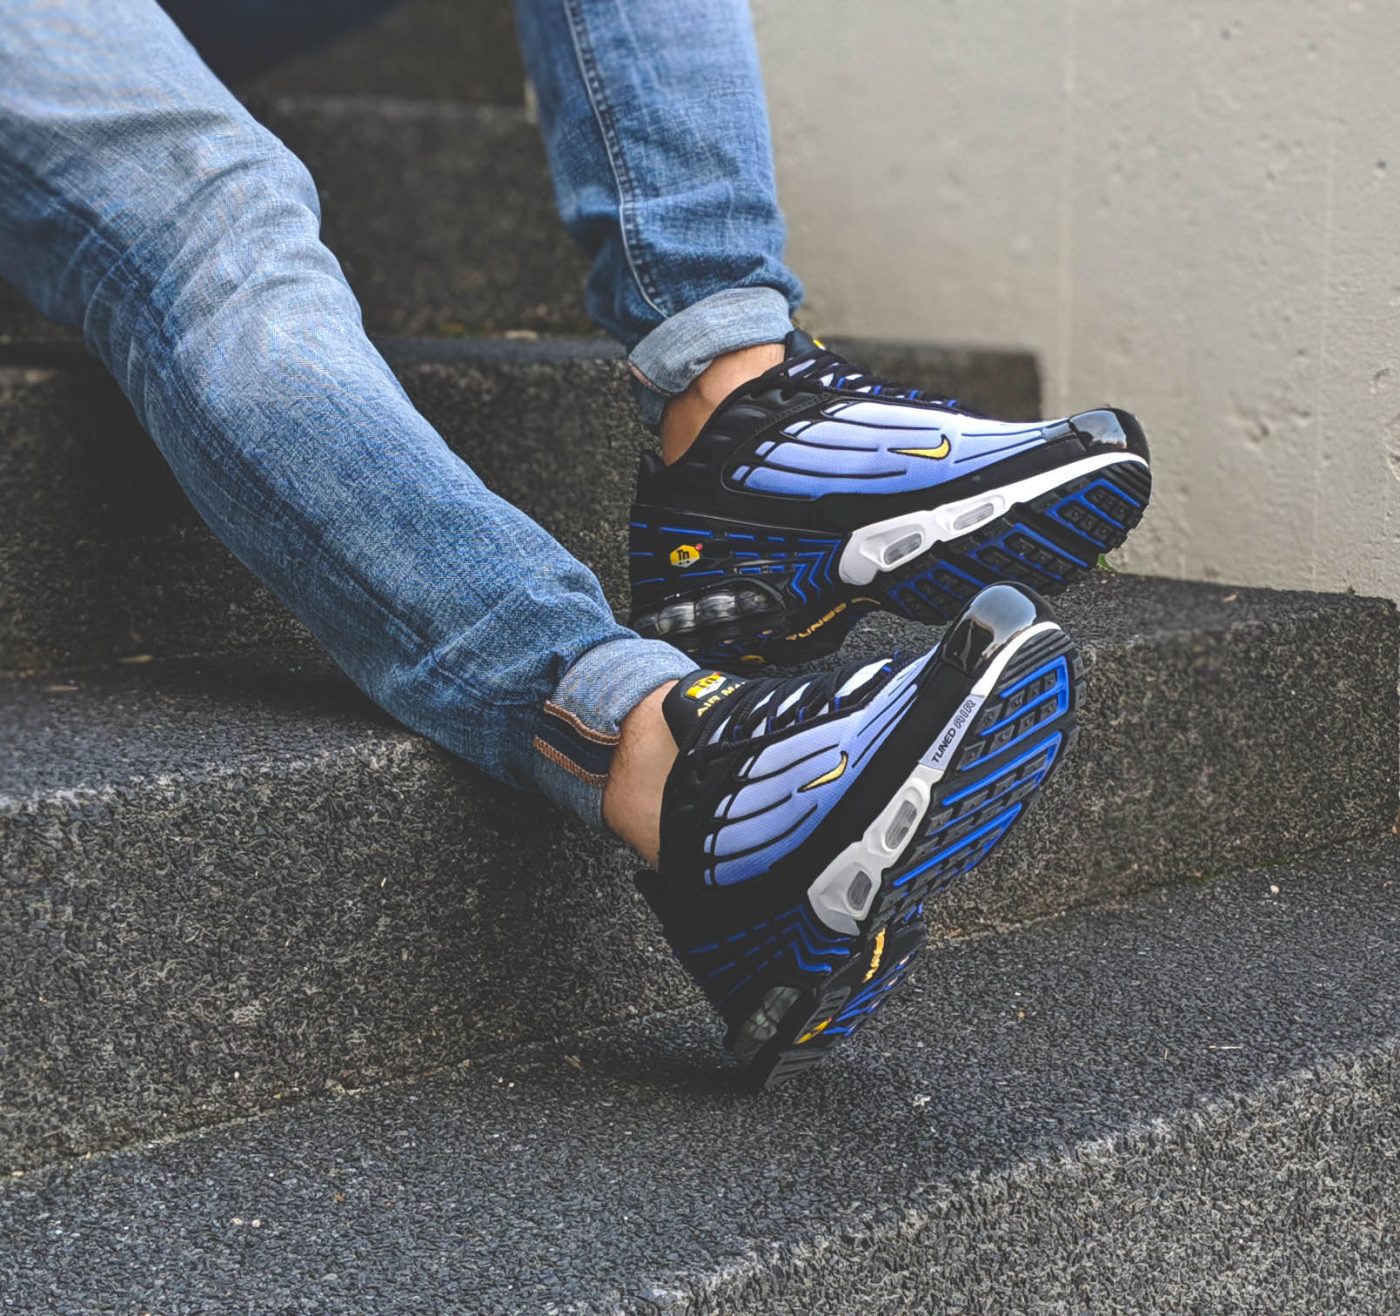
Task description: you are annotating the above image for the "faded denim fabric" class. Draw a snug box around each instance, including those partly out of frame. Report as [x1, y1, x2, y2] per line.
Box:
[515, 0, 804, 425]
[0, 0, 668, 825]
[164, 0, 806, 422]
[0, 0, 799, 825]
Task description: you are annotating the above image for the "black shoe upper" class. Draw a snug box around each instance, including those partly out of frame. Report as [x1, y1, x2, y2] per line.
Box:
[635, 330, 1148, 535]
[629, 331, 1151, 668]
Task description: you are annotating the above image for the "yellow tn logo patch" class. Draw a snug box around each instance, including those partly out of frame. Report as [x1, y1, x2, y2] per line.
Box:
[685, 671, 726, 700]
[669, 543, 703, 569]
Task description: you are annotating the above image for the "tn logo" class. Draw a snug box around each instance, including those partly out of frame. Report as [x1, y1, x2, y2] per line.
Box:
[669, 543, 703, 568]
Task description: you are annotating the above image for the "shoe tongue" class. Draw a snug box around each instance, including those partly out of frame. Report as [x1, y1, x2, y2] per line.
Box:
[663, 670, 754, 748]
[784, 327, 822, 360]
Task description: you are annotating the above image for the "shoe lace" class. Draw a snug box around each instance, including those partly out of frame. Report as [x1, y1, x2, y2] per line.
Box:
[717, 651, 920, 746]
[764, 345, 977, 414]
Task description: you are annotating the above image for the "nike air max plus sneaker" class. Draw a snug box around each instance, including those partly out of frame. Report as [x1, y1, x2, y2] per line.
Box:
[637, 581, 1081, 1088]
[630, 330, 1150, 666]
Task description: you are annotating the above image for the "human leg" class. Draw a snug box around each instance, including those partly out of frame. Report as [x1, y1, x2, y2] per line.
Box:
[514, 0, 801, 430]
[0, 0, 693, 825]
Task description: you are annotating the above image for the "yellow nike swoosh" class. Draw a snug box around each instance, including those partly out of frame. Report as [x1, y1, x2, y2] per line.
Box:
[799, 752, 849, 792]
[892, 438, 951, 460]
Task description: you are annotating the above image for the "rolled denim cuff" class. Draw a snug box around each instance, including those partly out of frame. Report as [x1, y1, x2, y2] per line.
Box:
[627, 286, 796, 430]
[531, 635, 696, 831]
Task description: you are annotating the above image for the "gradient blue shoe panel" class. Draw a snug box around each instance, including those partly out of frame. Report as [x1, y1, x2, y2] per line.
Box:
[636, 582, 1082, 1089]
[629, 330, 1150, 667]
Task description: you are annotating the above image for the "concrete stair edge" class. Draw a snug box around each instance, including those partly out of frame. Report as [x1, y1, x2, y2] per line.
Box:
[1, 574, 1394, 1169]
[0, 335, 1039, 675]
[3, 840, 1398, 1313]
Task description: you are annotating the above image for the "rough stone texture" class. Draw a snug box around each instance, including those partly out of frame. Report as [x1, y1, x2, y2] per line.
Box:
[0, 653, 674, 1173]
[236, 0, 525, 104]
[0, 97, 583, 347]
[0, 359, 306, 673]
[0, 293, 73, 351]
[256, 97, 589, 337]
[0, 576, 1394, 1168]
[0, 337, 1038, 674]
[917, 572, 1400, 936]
[3, 844, 1399, 1312]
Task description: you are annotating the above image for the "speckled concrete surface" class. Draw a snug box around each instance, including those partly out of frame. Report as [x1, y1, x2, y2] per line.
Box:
[237, 0, 525, 104]
[254, 98, 588, 337]
[0, 652, 683, 1171]
[2, 844, 1398, 1313]
[0, 575, 1394, 1169]
[0, 336, 1038, 673]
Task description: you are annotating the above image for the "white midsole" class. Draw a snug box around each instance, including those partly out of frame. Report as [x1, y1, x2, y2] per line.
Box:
[837, 452, 1149, 587]
[805, 621, 1061, 936]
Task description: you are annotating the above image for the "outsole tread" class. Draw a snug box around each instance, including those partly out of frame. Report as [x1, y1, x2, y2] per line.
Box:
[631, 457, 1149, 666]
[742, 624, 1081, 1089]
[881, 464, 1149, 626]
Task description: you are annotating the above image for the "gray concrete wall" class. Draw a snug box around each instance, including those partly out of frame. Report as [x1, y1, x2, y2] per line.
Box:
[754, 0, 1400, 597]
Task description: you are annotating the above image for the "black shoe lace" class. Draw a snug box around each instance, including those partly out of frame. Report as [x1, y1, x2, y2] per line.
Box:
[717, 652, 919, 746]
[762, 345, 976, 414]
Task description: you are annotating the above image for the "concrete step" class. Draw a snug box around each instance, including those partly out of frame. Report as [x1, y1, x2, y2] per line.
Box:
[0, 96, 586, 348]
[233, 0, 525, 105]
[4, 840, 1398, 1312]
[2, 577, 1393, 1169]
[0, 335, 1038, 674]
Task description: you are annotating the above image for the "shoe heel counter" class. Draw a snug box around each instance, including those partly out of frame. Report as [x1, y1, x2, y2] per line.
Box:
[1069, 407, 1151, 465]
[940, 582, 1057, 676]
[1111, 407, 1151, 463]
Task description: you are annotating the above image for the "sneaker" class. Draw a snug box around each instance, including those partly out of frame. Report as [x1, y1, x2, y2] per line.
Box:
[635, 582, 1081, 1088]
[629, 330, 1149, 666]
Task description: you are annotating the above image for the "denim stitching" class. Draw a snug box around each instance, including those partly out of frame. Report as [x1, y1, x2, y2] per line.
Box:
[532, 735, 610, 786]
[560, 0, 668, 318]
[542, 699, 622, 745]
[627, 359, 668, 395]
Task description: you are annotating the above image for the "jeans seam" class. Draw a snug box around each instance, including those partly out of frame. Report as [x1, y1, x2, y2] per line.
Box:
[541, 699, 622, 745]
[560, 0, 668, 319]
[532, 735, 610, 786]
[627, 360, 668, 395]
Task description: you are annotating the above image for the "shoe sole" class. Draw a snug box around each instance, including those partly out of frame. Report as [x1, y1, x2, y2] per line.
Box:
[733, 588, 1082, 1088]
[630, 448, 1148, 667]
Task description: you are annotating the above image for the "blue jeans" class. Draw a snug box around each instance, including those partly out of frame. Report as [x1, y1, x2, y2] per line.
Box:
[0, 0, 804, 828]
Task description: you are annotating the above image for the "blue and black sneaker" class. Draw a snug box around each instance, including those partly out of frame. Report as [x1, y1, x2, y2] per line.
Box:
[637, 581, 1080, 1088]
[629, 330, 1149, 666]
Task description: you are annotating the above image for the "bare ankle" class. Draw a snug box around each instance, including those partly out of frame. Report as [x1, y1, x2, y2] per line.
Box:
[659, 341, 785, 465]
[601, 681, 680, 867]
